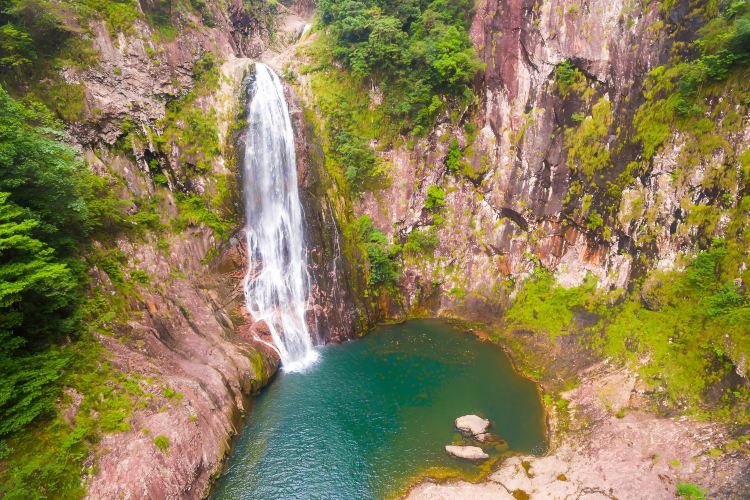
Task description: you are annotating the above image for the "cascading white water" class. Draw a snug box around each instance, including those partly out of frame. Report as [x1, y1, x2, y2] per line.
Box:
[242, 63, 319, 372]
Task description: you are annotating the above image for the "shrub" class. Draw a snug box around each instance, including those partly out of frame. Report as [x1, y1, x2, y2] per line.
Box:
[153, 435, 170, 452]
[353, 215, 400, 288]
[505, 268, 601, 339]
[445, 138, 462, 173]
[564, 98, 613, 179]
[555, 60, 587, 97]
[673, 4, 750, 116]
[587, 210, 604, 231]
[404, 227, 440, 256]
[318, 0, 482, 131]
[676, 483, 706, 499]
[425, 185, 446, 211]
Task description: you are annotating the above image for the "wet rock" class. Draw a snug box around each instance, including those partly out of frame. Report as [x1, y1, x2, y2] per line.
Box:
[445, 445, 490, 461]
[475, 432, 492, 442]
[455, 414, 491, 437]
[413, 364, 749, 498]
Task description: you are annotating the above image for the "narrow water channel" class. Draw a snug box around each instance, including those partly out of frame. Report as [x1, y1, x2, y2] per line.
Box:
[213, 319, 546, 499]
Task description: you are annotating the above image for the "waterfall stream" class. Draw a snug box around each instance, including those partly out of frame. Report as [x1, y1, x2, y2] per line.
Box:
[242, 62, 318, 372]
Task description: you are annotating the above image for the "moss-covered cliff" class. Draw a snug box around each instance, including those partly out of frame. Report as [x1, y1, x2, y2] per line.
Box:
[282, 0, 750, 495]
[2, 0, 750, 497]
[0, 1, 278, 497]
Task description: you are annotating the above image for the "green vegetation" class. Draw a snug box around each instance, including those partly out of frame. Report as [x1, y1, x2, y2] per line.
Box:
[153, 434, 170, 452]
[0, 82, 160, 498]
[505, 268, 602, 340]
[673, 3, 750, 116]
[425, 185, 446, 211]
[327, 100, 385, 193]
[445, 138, 462, 173]
[302, 34, 391, 195]
[0, 0, 96, 119]
[1, 335, 152, 498]
[157, 52, 222, 175]
[564, 98, 613, 180]
[174, 193, 233, 241]
[319, 0, 482, 134]
[676, 482, 706, 500]
[634, 2, 750, 160]
[555, 60, 589, 97]
[0, 87, 92, 438]
[353, 215, 400, 289]
[506, 238, 750, 422]
[403, 226, 439, 256]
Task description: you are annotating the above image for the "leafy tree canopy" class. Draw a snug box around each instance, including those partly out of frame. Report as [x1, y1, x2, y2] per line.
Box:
[0, 86, 92, 436]
[319, 0, 482, 132]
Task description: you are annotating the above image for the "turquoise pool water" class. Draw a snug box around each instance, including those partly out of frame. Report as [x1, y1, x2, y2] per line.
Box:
[213, 319, 546, 499]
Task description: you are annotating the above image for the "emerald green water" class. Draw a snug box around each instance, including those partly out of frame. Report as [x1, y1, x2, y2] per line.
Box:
[212, 319, 546, 499]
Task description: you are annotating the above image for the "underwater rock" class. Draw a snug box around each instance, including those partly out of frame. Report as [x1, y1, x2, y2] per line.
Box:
[445, 445, 490, 461]
[475, 432, 492, 442]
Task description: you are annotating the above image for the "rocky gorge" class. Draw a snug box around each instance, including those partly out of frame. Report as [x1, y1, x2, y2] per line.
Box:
[0, 0, 749, 498]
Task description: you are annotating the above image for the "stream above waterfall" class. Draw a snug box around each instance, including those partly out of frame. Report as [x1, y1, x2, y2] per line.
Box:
[212, 319, 547, 499]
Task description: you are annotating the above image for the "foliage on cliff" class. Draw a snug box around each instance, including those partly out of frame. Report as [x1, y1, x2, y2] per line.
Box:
[318, 0, 481, 134]
[353, 215, 400, 289]
[506, 238, 750, 422]
[0, 88, 92, 437]
[673, 1, 750, 115]
[0, 83, 158, 497]
[302, 0, 481, 194]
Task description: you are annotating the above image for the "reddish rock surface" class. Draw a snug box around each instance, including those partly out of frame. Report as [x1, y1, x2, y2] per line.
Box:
[409, 363, 749, 499]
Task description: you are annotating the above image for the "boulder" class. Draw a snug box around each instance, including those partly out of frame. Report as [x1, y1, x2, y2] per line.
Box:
[445, 445, 490, 461]
[455, 414, 491, 437]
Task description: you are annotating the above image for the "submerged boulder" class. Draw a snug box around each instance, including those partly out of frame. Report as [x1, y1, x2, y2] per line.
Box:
[475, 432, 492, 442]
[445, 445, 489, 461]
[455, 415, 491, 437]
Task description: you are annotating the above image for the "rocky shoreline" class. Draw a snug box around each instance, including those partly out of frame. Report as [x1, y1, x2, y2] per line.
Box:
[407, 359, 748, 499]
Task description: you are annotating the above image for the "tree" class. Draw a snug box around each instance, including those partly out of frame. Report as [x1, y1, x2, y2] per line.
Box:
[0, 192, 74, 435]
[320, 0, 481, 131]
[0, 23, 34, 71]
[0, 86, 92, 435]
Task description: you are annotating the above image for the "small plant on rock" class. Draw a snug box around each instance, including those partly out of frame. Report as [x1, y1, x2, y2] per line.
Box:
[153, 435, 170, 452]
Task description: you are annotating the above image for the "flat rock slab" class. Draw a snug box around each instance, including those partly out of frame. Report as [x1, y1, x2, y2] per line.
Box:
[445, 445, 489, 461]
[455, 415, 490, 436]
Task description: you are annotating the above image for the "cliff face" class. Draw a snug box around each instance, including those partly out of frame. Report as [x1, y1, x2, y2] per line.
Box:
[12, 0, 746, 496]
[352, 0, 744, 324]
[53, 3, 356, 497]
[305, 0, 748, 493]
[289, 89, 366, 342]
[72, 8, 274, 498]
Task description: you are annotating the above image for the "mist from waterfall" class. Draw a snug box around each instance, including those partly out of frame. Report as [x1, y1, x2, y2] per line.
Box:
[242, 62, 318, 373]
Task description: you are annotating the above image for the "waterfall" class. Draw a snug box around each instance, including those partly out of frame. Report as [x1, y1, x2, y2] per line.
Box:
[242, 62, 319, 372]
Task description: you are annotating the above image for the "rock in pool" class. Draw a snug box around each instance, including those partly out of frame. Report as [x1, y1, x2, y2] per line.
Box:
[445, 445, 489, 461]
[455, 414, 490, 437]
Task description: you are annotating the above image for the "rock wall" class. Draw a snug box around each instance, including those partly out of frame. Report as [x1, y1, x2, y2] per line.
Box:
[409, 362, 749, 499]
[40, 0, 748, 495]
[289, 89, 366, 342]
[56, 2, 358, 497]
[351, 0, 746, 323]
[73, 7, 276, 497]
